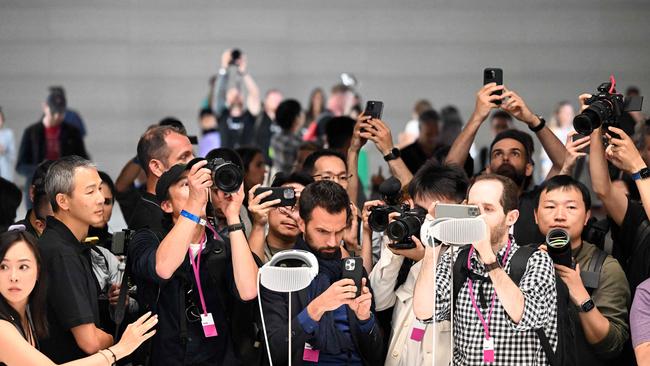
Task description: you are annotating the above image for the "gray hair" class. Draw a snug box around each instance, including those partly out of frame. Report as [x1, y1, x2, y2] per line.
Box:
[45, 155, 96, 212]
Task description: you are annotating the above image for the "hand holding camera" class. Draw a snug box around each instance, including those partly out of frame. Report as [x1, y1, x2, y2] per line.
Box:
[604, 126, 646, 174]
[187, 160, 213, 210]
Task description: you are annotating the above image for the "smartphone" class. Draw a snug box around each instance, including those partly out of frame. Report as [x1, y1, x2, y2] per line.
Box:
[254, 186, 296, 207]
[572, 133, 591, 153]
[435, 203, 481, 219]
[364, 101, 384, 120]
[483, 68, 503, 105]
[341, 257, 363, 297]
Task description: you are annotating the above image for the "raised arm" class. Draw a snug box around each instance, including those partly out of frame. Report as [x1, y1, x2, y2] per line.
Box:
[359, 117, 413, 187]
[238, 55, 261, 117]
[347, 115, 369, 205]
[445, 83, 503, 167]
[213, 50, 231, 116]
[500, 87, 566, 180]
[115, 158, 143, 193]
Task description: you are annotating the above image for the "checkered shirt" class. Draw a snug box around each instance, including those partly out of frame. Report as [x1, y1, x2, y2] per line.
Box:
[435, 241, 558, 365]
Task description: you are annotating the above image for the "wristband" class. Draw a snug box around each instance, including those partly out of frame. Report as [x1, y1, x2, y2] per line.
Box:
[528, 115, 546, 133]
[180, 210, 206, 226]
[227, 223, 244, 233]
[98, 350, 111, 365]
[106, 347, 117, 364]
[632, 167, 650, 181]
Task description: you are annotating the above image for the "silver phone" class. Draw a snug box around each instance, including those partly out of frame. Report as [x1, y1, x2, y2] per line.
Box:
[435, 203, 480, 219]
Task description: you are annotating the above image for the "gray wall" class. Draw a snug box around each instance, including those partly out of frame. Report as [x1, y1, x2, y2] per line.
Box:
[2, 0, 650, 221]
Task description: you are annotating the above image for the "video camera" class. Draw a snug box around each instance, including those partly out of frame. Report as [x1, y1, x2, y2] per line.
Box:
[573, 78, 643, 136]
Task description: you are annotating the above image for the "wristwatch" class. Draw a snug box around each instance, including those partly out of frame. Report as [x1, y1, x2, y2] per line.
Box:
[484, 260, 501, 272]
[383, 147, 401, 162]
[227, 223, 244, 233]
[632, 167, 650, 181]
[579, 298, 595, 312]
[528, 115, 546, 133]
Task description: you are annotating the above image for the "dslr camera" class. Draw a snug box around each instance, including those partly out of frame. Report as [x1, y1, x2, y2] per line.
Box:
[206, 158, 243, 193]
[368, 177, 404, 232]
[385, 207, 427, 249]
[573, 81, 643, 135]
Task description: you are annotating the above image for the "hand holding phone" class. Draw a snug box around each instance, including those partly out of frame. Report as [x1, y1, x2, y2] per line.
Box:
[341, 257, 363, 297]
[253, 187, 296, 207]
[364, 101, 384, 120]
[483, 68, 503, 105]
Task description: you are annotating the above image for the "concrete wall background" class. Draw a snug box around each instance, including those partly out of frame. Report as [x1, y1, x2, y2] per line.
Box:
[1, 0, 650, 224]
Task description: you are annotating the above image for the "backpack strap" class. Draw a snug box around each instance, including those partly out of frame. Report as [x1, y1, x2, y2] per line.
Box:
[632, 219, 650, 260]
[580, 247, 608, 294]
[452, 247, 472, 308]
[508, 246, 537, 285]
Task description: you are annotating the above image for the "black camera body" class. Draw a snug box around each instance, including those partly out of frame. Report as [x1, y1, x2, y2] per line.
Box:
[206, 157, 243, 193]
[386, 207, 427, 249]
[573, 82, 644, 135]
[369, 203, 409, 232]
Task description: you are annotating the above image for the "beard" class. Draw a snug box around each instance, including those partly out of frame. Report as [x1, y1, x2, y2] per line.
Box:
[304, 231, 342, 260]
[494, 163, 526, 187]
[490, 218, 509, 248]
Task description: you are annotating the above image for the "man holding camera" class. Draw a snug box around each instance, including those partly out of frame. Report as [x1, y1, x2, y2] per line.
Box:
[534, 174, 630, 363]
[128, 158, 258, 365]
[367, 162, 468, 366]
[247, 172, 313, 263]
[262, 181, 383, 365]
[214, 48, 261, 149]
[414, 174, 558, 365]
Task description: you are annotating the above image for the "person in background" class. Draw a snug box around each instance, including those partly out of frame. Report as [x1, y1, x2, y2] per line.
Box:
[214, 49, 261, 149]
[475, 110, 514, 173]
[235, 146, 267, 199]
[538, 101, 575, 180]
[0, 177, 21, 233]
[293, 141, 320, 173]
[198, 107, 221, 157]
[254, 89, 284, 164]
[0, 107, 16, 182]
[305, 87, 326, 126]
[439, 105, 464, 145]
[397, 99, 432, 148]
[399, 109, 444, 175]
[49, 86, 87, 138]
[308, 84, 355, 142]
[87, 171, 117, 249]
[271, 99, 305, 174]
[0, 229, 158, 366]
[14, 160, 54, 238]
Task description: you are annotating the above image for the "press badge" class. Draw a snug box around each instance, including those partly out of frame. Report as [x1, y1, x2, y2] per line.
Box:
[303, 342, 320, 362]
[483, 337, 495, 363]
[410, 319, 426, 342]
[200, 313, 218, 337]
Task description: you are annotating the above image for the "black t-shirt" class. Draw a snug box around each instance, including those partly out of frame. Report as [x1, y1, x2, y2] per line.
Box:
[128, 228, 244, 365]
[400, 141, 434, 174]
[39, 217, 101, 363]
[611, 198, 650, 293]
[513, 187, 545, 246]
[218, 110, 256, 149]
[254, 111, 274, 165]
[13, 209, 39, 238]
[127, 191, 163, 232]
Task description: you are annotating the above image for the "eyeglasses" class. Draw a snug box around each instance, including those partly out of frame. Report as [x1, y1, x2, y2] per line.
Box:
[312, 174, 351, 183]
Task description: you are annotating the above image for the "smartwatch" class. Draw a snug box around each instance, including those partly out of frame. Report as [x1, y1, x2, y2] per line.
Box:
[528, 115, 546, 133]
[579, 298, 595, 312]
[383, 147, 401, 162]
[632, 167, 650, 181]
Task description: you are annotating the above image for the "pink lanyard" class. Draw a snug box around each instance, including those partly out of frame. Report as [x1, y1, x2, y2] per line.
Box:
[466, 240, 511, 339]
[188, 232, 210, 316]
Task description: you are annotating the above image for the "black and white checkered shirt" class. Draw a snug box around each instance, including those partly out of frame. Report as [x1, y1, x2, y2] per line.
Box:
[435, 241, 558, 365]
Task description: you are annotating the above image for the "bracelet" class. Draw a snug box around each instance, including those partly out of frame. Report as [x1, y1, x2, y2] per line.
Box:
[106, 347, 117, 364]
[98, 350, 112, 365]
[180, 210, 206, 226]
[227, 222, 244, 233]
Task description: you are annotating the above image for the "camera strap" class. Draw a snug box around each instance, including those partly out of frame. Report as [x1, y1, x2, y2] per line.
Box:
[113, 261, 130, 339]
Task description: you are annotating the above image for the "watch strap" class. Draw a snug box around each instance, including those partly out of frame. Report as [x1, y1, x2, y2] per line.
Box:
[633, 167, 650, 181]
[383, 147, 400, 162]
[579, 298, 595, 312]
[227, 223, 244, 233]
[484, 260, 501, 272]
[529, 115, 546, 133]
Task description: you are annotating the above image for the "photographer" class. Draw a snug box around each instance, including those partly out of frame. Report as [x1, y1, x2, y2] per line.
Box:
[367, 162, 468, 366]
[446, 84, 568, 245]
[14, 160, 54, 237]
[588, 112, 650, 293]
[413, 174, 558, 364]
[128, 158, 258, 365]
[247, 171, 313, 263]
[261, 181, 383, 365]
[535, 175, 630, 362]
[214, 49, 261, 149]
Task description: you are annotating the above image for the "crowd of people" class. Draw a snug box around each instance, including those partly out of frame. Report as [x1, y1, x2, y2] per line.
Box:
[1, 48, 650, 366]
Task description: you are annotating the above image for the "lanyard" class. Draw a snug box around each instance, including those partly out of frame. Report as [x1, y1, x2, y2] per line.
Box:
[466, 239, 511, 339]
[188, 233, 209, 315]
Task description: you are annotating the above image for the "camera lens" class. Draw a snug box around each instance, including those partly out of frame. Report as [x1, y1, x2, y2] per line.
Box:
[213, 163, 243, 193]
[368, 208, 389, 232]
[387, 215, 422, 242]
[546, 228, 572, 267]
[573, 99, 613, 135]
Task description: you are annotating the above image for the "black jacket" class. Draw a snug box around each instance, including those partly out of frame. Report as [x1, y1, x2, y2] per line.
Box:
[16, 121, 88, 175]
[261, 269, 383, 365]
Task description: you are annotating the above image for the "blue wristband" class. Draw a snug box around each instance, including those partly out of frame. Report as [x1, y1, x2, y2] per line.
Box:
[180, 210, 206, 226]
